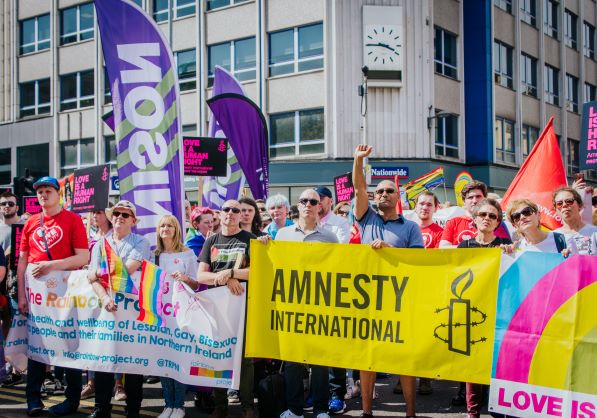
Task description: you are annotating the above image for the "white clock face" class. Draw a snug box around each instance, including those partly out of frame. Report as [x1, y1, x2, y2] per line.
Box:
[364, 24, 402, 70]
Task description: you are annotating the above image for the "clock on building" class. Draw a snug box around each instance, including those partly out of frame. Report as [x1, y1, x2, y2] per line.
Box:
[362, 6, 403, 83]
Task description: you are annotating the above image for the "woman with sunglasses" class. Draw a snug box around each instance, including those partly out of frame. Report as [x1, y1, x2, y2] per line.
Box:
[506, 199, 577, 255]
[552, 187, 597, 255]
[457, 199, 511, 418]
[155, 215, 199, 418]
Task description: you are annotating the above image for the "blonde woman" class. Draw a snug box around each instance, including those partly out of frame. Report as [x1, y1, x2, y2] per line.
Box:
[155, 215, 199, 418]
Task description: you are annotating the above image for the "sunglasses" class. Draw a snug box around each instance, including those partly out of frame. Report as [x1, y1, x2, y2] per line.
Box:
[554, 198, 577, 208]
[339, 210, 349, 216]
[511, 207, 535, 223]
[0, 201, 16, 207]
[222, 206, 241, 214]
[477, 211, 498, 220]
[375, 188, 396, 195]
[299, 198, 320, 206]
[112, 211, 133, 219]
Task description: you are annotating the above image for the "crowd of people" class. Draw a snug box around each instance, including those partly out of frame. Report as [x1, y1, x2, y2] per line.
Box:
[0, 144, 596, 418]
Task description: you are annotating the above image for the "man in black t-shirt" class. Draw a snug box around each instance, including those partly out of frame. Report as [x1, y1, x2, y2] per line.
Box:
[197, 200, 255, 418]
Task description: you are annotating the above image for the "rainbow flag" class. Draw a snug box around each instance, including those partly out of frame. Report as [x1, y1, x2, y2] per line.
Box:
[137, 260, 166, 327]
[100, 239, 137, 294]
[404, 167, 445, 209]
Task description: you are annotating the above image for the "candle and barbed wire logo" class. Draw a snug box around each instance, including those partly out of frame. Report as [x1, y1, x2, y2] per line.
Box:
[433, 269, 487, 356]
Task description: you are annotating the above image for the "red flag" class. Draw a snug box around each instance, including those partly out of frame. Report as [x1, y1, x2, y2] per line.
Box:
[501, 117, 567, 230]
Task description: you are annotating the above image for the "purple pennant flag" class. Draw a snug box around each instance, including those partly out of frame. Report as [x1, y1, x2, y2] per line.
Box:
[207, 94, 269, 200]
[94, 0, 185, 246]
[202, 66, 246, 209]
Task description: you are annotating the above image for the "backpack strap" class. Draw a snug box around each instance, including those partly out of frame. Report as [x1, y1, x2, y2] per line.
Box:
[553, 232, 567, 253]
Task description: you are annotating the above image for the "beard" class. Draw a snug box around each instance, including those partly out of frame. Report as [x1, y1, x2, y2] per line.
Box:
[3, 211, 16, 219]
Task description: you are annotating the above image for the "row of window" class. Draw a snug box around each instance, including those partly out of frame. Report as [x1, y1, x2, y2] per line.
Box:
[19, 0, 252, 55]
[496, 0, 596, 59]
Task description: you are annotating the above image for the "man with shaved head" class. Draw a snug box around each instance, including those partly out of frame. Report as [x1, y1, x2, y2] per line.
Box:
[352, 145, 423, 418]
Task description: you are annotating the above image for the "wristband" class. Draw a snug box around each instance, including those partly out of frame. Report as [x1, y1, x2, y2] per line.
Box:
[230, 269, 234, 279]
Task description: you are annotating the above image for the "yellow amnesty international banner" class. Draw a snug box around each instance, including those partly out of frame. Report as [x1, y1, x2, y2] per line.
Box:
[246, 242, 501, 384]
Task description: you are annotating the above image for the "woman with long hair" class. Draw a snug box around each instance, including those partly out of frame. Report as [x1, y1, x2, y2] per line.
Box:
[155, 215, 199, 418]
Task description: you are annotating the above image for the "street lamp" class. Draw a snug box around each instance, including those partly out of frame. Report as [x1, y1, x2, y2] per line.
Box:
[427, 110, 457, 130]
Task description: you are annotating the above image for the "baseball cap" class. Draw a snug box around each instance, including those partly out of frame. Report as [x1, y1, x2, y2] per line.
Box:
[108, 200, 137, 219]
[33, 176, 60, 191]
[314, 186, 333, 199]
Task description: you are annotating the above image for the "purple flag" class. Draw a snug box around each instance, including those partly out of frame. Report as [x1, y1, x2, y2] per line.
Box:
[207, 93, 269, 200]
[102, 110, 115, 131]
[94, 0, 184, 246]
[202, 66, 246, 209]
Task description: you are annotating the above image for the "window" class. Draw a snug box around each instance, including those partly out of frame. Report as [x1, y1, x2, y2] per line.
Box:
[60, 138, 95, 177]
[520, 53, 537, 96]
[521, 125, 539, 157]
[269, 23, 324, 77]
[583, 22, 595, 59]
[20, 79, 51, 118]
[206, 0, 249, 11]
[434, 27, 458, 79]
[434, 112, 459, 159]
[153, 0, 195, 22]
[566, 138, 579, 176]
[103, 67, 112, 104]
[520, 0, 536, 26]
[564, 10, 577, 49]
[182, 124, 197, 135]
[544, 64, 559, 105]
[0, 148, 10, 185]
[104, 136, 117, 165]
[269, 108, 324, 158]
[60, 3, 94, 45]
[19, 14, 50, 55]
[18, 143, 49, 180]
[544, 0, 558, 38]
[60, 70, 94, 111]
[494, 40, 513, 89]
[566, 74, 578, 113]
[208, 37, 255, 86]
[495, 117, 515, 163]
[176, 49, 196, 91]
[585, 82, 597, 102]
[494, 0, 512, 13]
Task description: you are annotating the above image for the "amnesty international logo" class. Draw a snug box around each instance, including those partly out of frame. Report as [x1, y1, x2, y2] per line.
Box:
[433, 269, 488, 356]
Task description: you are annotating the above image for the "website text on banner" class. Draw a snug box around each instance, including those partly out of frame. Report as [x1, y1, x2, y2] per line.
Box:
[489, 253, 597, 418]
[7, 268, 246, 389]
[246, 241, 500, 384]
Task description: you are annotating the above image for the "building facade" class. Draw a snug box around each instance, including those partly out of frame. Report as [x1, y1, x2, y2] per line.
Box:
[0, 0, 595, 203]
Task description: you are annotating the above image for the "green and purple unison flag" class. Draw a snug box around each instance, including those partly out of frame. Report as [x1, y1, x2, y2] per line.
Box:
[95, 0, 184, 245]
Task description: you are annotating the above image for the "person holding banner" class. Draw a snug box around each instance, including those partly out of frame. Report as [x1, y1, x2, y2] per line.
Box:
[17, 176, 90, 417]
[196, 200, 255, 418]
[352, 145, 423, 418]
[154, 214, 199, 418]
[87, 200, 150, 418]
[552, 187, 597, 255]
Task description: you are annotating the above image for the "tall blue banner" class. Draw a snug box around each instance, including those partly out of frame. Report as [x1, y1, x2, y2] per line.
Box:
[94, 0, 184, 245]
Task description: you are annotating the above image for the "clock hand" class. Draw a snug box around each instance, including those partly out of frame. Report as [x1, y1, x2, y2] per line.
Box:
[365, 42, 396, 52]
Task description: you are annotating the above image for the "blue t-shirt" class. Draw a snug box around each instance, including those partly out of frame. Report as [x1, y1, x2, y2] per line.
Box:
[264, 218, 293, 239]
[357, 207, 424, 248]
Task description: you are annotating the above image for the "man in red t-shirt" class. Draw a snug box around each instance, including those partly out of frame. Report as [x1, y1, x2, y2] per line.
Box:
[440, 181, 509, 247]
[414, 192, 443, 249]
[17, 176, 89, 417]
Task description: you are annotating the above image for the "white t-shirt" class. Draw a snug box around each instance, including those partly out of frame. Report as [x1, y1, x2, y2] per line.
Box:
[157, 249, 198, 278]
[517, 232, 578, 254]
[555, 224, 597, 256]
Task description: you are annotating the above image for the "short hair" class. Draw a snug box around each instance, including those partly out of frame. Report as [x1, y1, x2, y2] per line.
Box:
[416, 191, 439, 207]
[506, 199, 539, 224]
[552, 187, 583, 208]
[289, 204, 299, 220]
[461, 181, 487, 200]
[265, 194, 290, 210]
[255, 199, 265, 205]
[0, 191, 18, 201]
[472, 198, 503, 223]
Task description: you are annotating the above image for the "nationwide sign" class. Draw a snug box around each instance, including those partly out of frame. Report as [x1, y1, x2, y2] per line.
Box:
[371, 166, 409, 179]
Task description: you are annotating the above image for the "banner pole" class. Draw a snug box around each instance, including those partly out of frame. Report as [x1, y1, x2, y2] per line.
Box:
[197, 176, 203, 207]
[443, 182, 448, 203]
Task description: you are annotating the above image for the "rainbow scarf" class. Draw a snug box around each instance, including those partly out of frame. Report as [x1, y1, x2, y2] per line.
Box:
[137, 260, 166, 327]
[100, 239, 137, 294]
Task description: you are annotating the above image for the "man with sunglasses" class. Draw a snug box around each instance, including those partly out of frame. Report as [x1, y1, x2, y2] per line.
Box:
[87, 200, 150, 418]
[197, 200, 255, 418]
[259, 189, 338, 418]
[17, 177, 89, 417]
[352, 145, 423, 418]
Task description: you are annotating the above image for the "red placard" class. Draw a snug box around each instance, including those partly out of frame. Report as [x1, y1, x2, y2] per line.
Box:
[23, 196, 42, 215]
